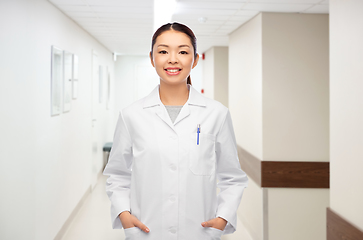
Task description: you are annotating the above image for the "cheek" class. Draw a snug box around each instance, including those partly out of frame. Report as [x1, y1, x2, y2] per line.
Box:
[180, 55, 194, 66]
[154, 56, 166, 67]
[184, 58, 194, 68]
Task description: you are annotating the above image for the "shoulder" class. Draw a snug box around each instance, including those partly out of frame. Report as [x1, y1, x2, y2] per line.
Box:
[206, 97, 228, 112]
[117, 97, 145, 120]
[189, 85, 228, 115]
[201, 94, 229, 117]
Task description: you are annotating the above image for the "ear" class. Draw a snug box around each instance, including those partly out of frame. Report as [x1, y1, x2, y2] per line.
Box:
[192, 53, 199, 69]
[149, 51, 155, 68]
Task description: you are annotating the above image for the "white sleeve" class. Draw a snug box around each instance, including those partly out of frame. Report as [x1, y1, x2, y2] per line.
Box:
[103, 111, 133, 229]
[215, 109, 249, 234]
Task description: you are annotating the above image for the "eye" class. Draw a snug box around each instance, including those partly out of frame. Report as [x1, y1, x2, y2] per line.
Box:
[180, 51, 188, 54]
[158, 50, 167, 54]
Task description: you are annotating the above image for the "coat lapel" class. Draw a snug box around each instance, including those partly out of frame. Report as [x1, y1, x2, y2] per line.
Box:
[173, 103, 190, 126]
[156, 105, 176, 131]
[142, 84, 206, 132]
[143, 84, 176, 131]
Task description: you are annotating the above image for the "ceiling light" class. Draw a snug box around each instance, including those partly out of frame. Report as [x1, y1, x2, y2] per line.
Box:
[198, 17, 208, 23]
[154, 0, 177, 32]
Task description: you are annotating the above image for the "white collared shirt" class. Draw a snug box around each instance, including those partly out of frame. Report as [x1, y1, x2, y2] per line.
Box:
[103, 84, 248, 240]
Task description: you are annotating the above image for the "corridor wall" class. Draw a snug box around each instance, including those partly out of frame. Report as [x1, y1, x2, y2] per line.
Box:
[329, 0, 363, 236]
[229, 14, 264, 240]
[0, 0, 115, 239]
[203, 47, 215, 99]
[114, 56, 156, 122]
[203, 46, 229, 107]
[229, 12, 329, 240]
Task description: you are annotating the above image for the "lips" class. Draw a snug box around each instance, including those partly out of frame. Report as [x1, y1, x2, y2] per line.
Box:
[165, 68, 181, 75]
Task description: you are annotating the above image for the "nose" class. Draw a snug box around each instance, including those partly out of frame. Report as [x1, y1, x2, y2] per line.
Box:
[168, 52, 178, 64]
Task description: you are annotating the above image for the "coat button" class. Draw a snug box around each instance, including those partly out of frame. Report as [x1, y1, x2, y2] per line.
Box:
[170, 228, 177, 234]
[170, 196, 176, 202]
[170, 165, 177, 171]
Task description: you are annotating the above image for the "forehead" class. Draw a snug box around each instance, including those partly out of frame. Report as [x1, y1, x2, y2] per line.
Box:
[155, 30, 192, 46]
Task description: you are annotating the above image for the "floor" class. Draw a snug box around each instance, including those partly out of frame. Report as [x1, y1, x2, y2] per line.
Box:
[61, 175, 252, 240]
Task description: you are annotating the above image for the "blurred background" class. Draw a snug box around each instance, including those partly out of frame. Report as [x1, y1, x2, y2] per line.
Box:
[0, 0, 362, 239]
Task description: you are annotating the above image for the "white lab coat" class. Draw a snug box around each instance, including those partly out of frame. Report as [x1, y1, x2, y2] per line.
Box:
[103, 84, 248, 240]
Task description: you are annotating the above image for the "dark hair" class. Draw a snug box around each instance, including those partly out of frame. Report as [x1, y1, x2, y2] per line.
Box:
[151, 22, 197, 85]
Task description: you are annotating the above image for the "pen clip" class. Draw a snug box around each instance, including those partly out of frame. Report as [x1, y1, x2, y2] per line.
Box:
[197, 124, 200, 145]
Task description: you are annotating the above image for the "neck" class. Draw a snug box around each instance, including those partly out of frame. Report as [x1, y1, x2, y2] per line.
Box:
[159, 81, 189, 106]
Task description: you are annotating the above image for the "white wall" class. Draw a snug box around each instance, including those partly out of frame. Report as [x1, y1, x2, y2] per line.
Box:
[229, 12, 329, 240]
[262, 14, 329, 240]
[237, 178, 265, 240]
[330, 0, 363, 230]
[268, 188, 329, 240]
[229, 14, 263, 160]
[213, 47, 229, 107]
[202, 47, 229, 107]
[203, 47, 215, 99]
[229, 14, 264, 240]
[0, 0, 115, 239]
[191, 54, 203, 94]
[114, 55, 157, 121]
[262, 13, 330, 162]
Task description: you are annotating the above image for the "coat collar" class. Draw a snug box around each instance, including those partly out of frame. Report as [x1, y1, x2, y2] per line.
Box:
[142, 83, 206, 109]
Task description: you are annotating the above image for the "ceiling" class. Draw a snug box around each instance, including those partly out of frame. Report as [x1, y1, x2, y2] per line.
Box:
[49, 0, 329, 56]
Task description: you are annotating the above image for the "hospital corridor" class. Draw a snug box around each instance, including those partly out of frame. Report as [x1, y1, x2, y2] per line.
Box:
[1, 0, 363, 240]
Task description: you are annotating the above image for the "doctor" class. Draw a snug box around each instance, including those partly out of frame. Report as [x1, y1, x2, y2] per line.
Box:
[103, 22, 248, 240]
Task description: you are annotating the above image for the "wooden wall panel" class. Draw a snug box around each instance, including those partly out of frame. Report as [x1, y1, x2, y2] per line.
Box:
[261, 161, 329, 188]
[327, 208, 363, 240]
[237, 145, 329, 188]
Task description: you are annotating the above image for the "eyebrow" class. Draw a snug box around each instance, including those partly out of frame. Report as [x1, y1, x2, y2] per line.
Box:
[157, 44, 190, 48]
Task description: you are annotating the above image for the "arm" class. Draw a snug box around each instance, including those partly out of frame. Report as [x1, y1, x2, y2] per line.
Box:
[103, 111, 133, 229]
[215, 109, 248, 234]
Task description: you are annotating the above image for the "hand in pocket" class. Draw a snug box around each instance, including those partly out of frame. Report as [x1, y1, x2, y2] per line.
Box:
[201, 217, 227, 231]
[119, 211, 150, 233]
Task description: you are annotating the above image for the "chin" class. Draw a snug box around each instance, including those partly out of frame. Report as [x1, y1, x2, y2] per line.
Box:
[161, 79, 188, 85]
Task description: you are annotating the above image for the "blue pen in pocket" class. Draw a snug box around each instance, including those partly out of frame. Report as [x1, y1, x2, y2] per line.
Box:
[197, 124, 200, 145]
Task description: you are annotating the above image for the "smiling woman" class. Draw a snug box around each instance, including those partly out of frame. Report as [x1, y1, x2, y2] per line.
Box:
[150, 22, 199, 86]
[103, 22, 248, 240]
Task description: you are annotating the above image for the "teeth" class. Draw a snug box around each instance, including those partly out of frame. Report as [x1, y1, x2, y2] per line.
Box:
[166, 69, 179, 73]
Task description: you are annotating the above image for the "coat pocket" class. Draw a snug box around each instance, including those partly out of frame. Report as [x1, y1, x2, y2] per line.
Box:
[189, 133, 216, 176]
[206, 227, 223, 240]
[124, 227, 141, 240]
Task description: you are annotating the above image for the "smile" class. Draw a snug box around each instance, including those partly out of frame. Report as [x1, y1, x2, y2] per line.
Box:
[165, 68, 181, 75]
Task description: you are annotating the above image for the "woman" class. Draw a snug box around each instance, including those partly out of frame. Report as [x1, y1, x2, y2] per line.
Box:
[103, 22, 248, 240]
